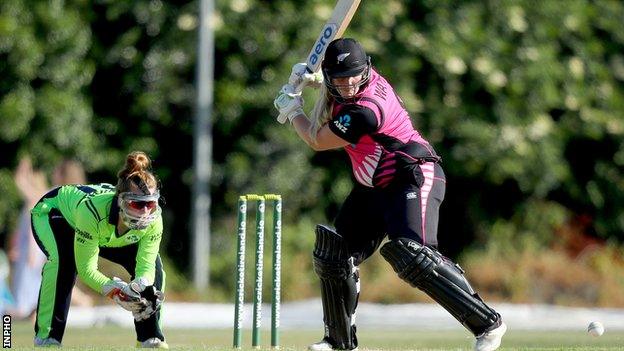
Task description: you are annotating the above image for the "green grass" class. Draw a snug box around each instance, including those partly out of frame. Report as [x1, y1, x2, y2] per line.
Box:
[8, 321, 624, 350]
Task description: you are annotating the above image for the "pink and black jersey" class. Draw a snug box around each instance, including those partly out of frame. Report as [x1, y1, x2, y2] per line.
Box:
[328, 69, 440, 188]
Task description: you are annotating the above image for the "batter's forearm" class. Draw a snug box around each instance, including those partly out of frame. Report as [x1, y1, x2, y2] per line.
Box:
[291, 113, 316, 147]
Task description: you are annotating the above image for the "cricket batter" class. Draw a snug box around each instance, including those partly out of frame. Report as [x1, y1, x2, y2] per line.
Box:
[274, 38, 507, 351]
[30, 151, 167, 348]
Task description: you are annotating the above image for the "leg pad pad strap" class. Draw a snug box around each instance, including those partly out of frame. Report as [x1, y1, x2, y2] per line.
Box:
[313, 224, 359, 350]
[380, 238, 499, 335]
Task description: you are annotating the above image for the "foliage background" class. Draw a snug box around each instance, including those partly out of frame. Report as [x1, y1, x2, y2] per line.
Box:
[1, 0, 623, 305]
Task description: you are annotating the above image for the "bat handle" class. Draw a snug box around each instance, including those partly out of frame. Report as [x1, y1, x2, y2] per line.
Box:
[293, 81, 305, 95]
[277, 112, 289, 124]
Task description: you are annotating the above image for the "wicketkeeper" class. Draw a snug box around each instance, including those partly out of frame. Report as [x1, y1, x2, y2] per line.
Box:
[274, 38, 507, 351]
[30, 151, 167, 348]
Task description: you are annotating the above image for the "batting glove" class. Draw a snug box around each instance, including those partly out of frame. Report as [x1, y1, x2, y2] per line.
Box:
[275, 84, 304, 124]
[102, 277, 148, 313]
[289, 63, 324, 92]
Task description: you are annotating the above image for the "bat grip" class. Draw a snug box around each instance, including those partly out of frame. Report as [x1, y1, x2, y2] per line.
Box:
[293, 81, 305, 95]
[277, 112, 288, 124]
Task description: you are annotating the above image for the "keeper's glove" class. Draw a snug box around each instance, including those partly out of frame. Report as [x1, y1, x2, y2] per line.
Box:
[102, 277, 148, 313]
[132, 286, 165, 322]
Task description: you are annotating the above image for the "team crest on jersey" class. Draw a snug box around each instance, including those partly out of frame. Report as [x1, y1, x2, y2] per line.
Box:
[125, 234, 140, 243]
[334, 114, 351, 133]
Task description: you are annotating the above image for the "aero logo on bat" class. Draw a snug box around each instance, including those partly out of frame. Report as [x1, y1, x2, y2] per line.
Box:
[309, 24, 337, 67]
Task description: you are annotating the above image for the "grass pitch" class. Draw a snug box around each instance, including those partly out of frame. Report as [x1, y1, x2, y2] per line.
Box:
[8, 321, 624, 350]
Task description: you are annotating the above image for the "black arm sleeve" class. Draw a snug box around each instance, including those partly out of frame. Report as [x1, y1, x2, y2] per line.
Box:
[328, 104, 379, 144]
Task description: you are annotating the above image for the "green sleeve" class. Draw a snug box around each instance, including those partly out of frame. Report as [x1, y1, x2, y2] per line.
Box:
[74, 215, 110, 293]
[135, 217, 163, 284]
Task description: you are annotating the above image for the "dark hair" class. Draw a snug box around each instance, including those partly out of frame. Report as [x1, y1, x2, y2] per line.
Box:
[116, 151, 158, 194]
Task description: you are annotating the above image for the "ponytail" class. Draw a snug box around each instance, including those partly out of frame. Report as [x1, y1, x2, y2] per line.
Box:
[116, 151, 158, 195]
[308, 85, 333, 142]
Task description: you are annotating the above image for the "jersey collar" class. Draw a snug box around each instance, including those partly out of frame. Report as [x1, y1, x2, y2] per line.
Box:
[109, 195, 120, 225]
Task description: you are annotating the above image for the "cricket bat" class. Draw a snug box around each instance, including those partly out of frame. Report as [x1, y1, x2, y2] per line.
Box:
[300, 0, 362, 82]
[278, 0, 361, 123]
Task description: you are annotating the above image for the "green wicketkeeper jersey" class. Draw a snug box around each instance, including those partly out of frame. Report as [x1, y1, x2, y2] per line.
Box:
[31, 183, 163, 293]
